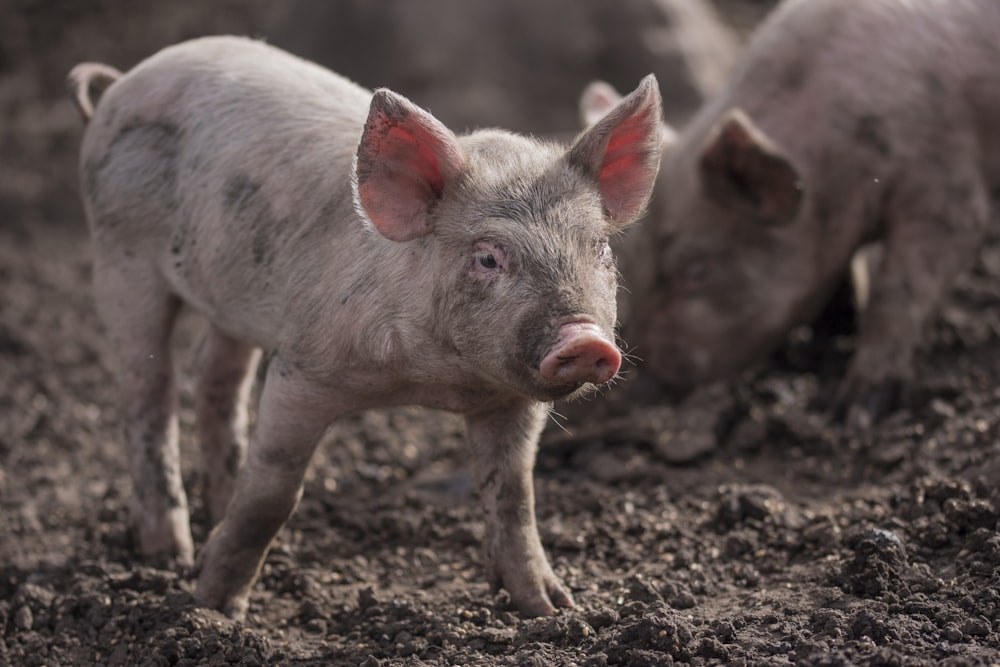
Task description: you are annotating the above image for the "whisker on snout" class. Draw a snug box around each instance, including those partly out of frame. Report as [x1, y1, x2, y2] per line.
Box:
[547, 408, 571, 434]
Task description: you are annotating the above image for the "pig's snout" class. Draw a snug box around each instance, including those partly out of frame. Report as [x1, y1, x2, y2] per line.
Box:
[540, 322, 621, 387]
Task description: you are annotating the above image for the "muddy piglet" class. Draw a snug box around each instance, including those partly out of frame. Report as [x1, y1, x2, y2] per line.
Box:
[582, 0, 1000, 421]
[69, 36, 662, 618]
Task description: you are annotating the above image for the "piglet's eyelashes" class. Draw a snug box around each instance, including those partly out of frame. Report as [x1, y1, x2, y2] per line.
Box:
[472, 242, 507, 273]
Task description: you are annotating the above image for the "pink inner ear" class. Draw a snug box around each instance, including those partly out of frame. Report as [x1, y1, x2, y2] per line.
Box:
[598, 111, 659, 220]
[601, 120, 652, 182]
[570, 75, 662, 224]
[380, 125, 446, 198]
[356, 90, 465, 242]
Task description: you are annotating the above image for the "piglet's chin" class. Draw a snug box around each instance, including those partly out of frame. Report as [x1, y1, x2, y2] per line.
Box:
[547, 381, 596, 403]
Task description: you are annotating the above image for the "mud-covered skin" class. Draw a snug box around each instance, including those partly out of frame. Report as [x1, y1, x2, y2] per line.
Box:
[72, 36, 662, 618]
[585, 0, 1000, 422]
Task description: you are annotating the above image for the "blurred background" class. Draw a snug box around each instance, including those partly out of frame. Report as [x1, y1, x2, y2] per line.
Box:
[0, 0, 775, 230]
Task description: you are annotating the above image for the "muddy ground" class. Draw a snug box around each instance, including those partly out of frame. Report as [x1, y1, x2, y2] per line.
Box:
[3, 2, 1000, 665]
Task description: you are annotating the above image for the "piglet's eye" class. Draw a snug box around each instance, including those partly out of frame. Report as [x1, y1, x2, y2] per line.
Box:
[598, 242, 613, 266]
[473, 243, 506, 273]
[477, 253, 499, 269]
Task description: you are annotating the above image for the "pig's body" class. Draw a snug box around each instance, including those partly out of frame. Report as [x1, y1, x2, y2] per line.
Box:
[599, 0, 1000, 417]
[82, 39, 537, 408]
[73, 36, 663, 618]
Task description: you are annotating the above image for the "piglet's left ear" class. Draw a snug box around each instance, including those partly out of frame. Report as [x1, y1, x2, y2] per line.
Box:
[568, 74, 663, 227]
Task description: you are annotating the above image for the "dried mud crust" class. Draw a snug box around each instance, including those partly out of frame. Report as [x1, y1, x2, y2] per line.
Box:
[4, 2, 1000, 666]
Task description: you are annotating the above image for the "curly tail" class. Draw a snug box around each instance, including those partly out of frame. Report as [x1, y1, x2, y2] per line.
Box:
[67, 62, 123, 123]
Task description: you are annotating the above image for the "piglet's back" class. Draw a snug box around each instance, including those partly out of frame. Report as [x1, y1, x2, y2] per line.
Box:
[79, 36, 375, 339]
[86, 35, 371, 147]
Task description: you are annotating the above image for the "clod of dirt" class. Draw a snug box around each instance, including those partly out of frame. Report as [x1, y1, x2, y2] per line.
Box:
[597, 600, 695, 662]
[839, 527, 909, 598]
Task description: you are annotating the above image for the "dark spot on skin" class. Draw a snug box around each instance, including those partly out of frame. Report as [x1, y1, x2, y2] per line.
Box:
[853, 115, 892, 157]
[115, 121, 180, 207]
[82, 155, 109, 205]
[131, 417, 184, 510]
[271, 355, 294, 380]
[516, 305, 559, 370]
[170, 227, 185, 255]
[224, 174, 262, 211]
[341, 265, 378, 306]
[779, 57, 810, 96]
[118, 120, 179, 153]
[85, 118, 183, 226]
[480, 467, 498, 492]
[494, 481, 532, 536]
[252, 234, 268, 266]
[223, 173, 279, 268]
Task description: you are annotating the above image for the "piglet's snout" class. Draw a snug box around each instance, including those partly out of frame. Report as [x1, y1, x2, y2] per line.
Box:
[540, 322, 621, 386]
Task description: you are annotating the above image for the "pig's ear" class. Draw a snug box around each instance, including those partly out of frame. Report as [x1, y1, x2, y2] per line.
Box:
[699, 108, 803, 225]
[579, 81, 623, 128]
[354, 89, 466, 242]
[569, 74, 664, 227]
[579, 80, 679, 149]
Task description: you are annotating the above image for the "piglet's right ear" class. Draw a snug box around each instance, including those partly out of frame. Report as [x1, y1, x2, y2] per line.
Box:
[580, 79, 678, 149]
[354, 89, 466, 242]
[569, 75, 664, 228]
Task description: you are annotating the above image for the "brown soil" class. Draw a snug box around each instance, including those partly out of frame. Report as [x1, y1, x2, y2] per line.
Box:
[3, 2, 999, 665]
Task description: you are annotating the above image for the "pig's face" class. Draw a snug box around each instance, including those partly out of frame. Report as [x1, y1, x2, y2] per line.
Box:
[627, 108, 810, 389]
[432, 136, 623, 401]
[355, 78, 663, 402]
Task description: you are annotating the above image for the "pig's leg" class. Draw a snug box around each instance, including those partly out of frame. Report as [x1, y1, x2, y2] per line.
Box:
[195, 358, 331, 619]
[466, 400, 573, 617]
[93, 257, 193, 565]
[838, 168, 989, 422]
[195, 328, 260, 526]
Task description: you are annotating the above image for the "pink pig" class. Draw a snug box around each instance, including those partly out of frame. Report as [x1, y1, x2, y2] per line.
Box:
[582, 0, 1000, 421]
[69, 36, 663, 617]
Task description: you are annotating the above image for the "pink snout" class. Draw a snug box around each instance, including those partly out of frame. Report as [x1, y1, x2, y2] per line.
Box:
[539, 322, 621, 386]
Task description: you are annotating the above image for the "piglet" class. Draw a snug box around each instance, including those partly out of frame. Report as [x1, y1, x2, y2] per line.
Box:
[69, 36, 662, 618]
[581, 0, 1000, 423]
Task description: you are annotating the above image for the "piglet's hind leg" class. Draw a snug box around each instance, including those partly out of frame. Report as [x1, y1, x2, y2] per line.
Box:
[93, 257, 193, 566]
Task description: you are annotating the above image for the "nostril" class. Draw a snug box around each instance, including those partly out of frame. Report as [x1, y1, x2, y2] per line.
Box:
[594, 353, 620, 380]
[539, 324, 622, 386]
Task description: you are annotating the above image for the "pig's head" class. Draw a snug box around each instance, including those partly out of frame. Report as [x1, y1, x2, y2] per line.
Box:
[582, 84, 813, 390]
[353, 77, 663, 402]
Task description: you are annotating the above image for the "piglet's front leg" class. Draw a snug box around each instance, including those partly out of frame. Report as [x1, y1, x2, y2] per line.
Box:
[836, 168, 989, 426]
[466, 400, 573, 617]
